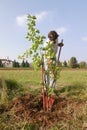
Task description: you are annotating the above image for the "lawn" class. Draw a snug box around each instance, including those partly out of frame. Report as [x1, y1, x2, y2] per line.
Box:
[0, 68, 87, 86]
[0, 68, 87, 100]
[0, 68, 87, 98]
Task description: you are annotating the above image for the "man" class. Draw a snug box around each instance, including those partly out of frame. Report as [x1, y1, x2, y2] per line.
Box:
[42, 30, 63, 111]
[44, 30, 63, 95]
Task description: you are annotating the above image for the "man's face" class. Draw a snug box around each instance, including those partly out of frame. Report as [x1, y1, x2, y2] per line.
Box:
[49, 34, 55, 41]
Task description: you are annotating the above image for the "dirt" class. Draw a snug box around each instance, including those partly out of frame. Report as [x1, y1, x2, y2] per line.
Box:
[0, 93, 87, 129]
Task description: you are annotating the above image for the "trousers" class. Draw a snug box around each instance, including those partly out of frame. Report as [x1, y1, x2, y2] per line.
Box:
[44, 57, 56, 90]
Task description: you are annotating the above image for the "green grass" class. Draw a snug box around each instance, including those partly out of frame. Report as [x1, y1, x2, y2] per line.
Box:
[0, 69, 41, 85]
[57, 69, 87, 99]
[57, 69, 87, 86]
[0, 69, 87, 85]
[0, 68, 87, 100]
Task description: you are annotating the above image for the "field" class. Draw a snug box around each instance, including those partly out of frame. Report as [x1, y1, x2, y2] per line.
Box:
[0, 68, 87, 130]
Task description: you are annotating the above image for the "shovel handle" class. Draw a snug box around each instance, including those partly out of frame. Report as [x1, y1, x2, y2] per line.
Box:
[57, 46, 62, 65]
[57, 39, 64, 65]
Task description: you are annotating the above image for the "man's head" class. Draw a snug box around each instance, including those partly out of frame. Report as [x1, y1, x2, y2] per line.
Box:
[48, 30, 59, 41]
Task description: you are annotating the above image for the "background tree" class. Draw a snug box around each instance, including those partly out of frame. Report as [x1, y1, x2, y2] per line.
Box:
[13, 60, 17, 67]
[63, 60, 67, 67]
[79, 61, 87, 68]
[69, 57, 78, 68]
[13, 60, 20, 67]
[21, 60, 26, 67]
[0, 60, 3, 67]
[21, 60, 30, 67]
[25, 60, 30, 67]
[16, 62, 20, 67]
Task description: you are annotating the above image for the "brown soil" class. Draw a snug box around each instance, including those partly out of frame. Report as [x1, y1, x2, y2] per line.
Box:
[1, 93, 87, 129]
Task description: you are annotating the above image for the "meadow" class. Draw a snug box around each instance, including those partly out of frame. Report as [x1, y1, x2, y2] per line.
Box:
[0, 68, 87, 130]
[0, 68, 87, 99]
[0, 68, 87, 86]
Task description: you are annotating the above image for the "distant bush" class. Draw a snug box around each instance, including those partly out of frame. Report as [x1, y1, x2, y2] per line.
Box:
[79, 61, 87, 68]
[0, 60, 3, 67]
[68, 57, 78, 68]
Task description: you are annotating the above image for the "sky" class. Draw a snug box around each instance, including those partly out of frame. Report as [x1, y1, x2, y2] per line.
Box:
[0, 0, 87, 63]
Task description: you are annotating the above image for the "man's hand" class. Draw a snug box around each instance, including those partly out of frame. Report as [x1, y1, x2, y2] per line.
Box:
[58, 39, 64, 47]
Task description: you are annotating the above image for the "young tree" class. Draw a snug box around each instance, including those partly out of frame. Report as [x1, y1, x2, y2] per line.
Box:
[18, 14, 46, 69]
[18, 13, 62, 76]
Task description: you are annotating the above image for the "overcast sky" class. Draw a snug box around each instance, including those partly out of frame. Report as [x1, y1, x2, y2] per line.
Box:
[0, 0, 87, 62]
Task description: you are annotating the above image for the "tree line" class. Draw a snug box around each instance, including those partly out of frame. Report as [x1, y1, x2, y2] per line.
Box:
[0, 57, 87, 68]
[13, 60, 30, 68]
[63, 57, 87, 68]
[0, 60, 30, 68]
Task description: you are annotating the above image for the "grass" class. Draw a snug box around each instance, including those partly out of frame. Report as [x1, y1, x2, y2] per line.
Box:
[0, 68, 87, 98]
[0, 69, 41, 85]
[57, 69, 87, 100]
[57, 69, 87, 86]
[0, 68, 87, 102]
[0, 68, 87, 85]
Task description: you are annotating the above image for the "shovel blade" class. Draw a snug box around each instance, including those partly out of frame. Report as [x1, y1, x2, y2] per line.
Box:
[43, 96, 55, 111]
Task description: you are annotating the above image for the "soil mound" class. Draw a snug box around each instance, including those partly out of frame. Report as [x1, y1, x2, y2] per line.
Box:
[1, 93, 87, 129]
